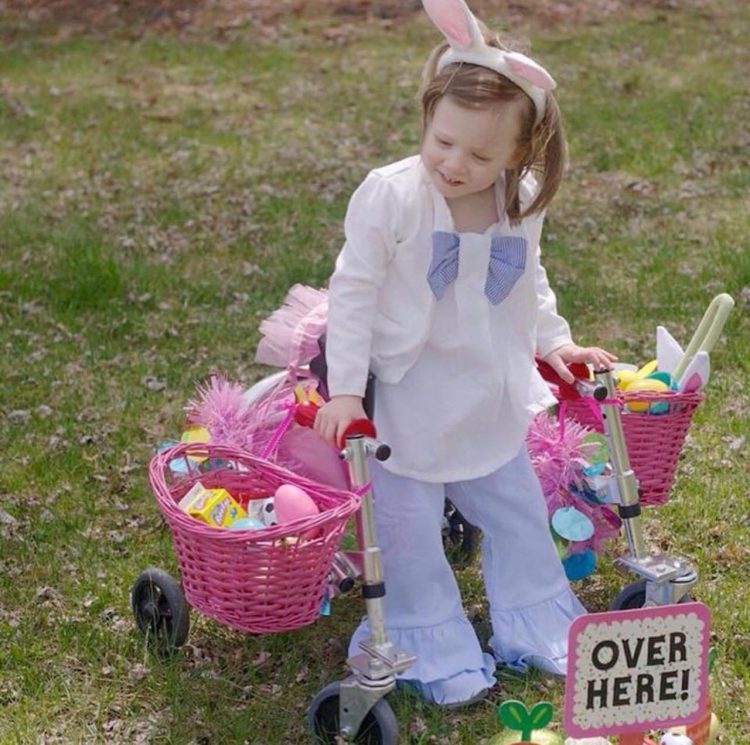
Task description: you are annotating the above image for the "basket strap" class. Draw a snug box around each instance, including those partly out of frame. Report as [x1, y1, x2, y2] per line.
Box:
[353, 482, 372, 496]
[259, 398, 376, 499]
[557, 395, 617, 440]
[260, 404, 296, 460]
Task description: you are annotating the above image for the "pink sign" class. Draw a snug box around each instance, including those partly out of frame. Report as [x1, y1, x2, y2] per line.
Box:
[564, 602, 711, 738]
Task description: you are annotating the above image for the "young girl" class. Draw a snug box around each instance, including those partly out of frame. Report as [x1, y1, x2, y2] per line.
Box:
[314, 0, 616, 706]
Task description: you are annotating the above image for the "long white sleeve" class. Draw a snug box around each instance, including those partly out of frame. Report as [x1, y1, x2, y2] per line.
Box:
[519, 187, 572, 358]
[533, 231, 572, 356]
[326, 172, 399, 397]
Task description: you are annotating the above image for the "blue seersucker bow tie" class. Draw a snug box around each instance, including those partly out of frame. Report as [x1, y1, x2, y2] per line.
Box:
[426, 231, 461, 300]
[427, 231, 527, 305]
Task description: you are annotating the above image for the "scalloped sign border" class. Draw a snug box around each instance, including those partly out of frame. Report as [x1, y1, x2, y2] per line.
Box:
[564, 602, 711, 737]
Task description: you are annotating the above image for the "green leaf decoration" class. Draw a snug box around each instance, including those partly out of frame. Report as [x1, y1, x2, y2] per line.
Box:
[528, 701, 554, 729]
[498, 700, 533, 740]
[498, 699, 530, 730]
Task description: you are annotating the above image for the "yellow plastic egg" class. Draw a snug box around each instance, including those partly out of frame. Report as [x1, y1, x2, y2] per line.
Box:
[635, 359, 658, 379]
[615, 369, 639, 389]
[181, 425, 210, 443]
[180, 424, 211, 464]
[625, 377, 669, 412]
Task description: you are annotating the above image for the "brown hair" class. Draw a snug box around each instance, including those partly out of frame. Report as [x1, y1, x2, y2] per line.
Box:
[419, 30, 567, 222]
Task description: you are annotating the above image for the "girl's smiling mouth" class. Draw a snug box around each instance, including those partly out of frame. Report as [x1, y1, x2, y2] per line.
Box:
[438, 170, 464, 186]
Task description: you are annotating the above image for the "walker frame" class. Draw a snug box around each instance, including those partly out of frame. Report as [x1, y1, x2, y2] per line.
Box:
[131, 419, 414, 744]
[577, 369, 698, 610]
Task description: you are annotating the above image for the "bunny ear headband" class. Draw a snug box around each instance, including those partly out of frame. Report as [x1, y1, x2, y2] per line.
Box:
[422, 0, 556, 125]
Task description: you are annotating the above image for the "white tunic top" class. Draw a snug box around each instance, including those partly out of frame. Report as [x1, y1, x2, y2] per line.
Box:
[326, 155, 573, 481]
[374, 223, 546, 481]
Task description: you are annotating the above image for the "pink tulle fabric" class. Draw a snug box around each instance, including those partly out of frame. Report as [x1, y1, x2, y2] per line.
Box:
[255, 284, 328, 369]
[526, 411, 620, 554]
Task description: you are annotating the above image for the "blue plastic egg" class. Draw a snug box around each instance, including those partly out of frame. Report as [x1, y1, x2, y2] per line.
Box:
[229, 516, 265, 531]
[562, 548, 597, 581]
[551, 506, 594, 542]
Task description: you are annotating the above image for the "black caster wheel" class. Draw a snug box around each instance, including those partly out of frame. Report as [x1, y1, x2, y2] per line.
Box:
[131, 567, 189, 654]
[307, 681, 399, 744]
[442, 499, 481, 567]
[610, 579, 694, 611]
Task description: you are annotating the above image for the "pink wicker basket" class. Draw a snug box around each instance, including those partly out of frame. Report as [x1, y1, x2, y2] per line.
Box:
[559, 389, 702, 506]
[149, 442, 361, 634]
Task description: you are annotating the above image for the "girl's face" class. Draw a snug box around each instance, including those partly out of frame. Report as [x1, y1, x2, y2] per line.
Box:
[421, 95, 525, 202]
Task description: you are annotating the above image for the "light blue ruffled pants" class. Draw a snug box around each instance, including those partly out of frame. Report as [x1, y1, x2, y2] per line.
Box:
[348, 446, 586, 705]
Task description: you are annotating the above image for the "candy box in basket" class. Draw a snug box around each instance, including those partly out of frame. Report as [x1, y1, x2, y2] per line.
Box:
[178, 481, 246, 528]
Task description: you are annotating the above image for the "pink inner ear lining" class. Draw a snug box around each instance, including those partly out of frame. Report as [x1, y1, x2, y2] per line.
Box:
[442, 20, 473, 48]
[506, 54, 556, 90]
[422, 0, 473, 48]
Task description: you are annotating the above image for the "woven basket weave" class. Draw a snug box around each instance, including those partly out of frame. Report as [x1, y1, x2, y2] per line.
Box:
[149, 442, 360, 634]
[560, 389, 702, 506]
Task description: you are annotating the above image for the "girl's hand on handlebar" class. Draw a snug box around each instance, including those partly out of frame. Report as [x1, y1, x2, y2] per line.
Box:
[544, 342, 618, 384]
[314, 395, 367, 447]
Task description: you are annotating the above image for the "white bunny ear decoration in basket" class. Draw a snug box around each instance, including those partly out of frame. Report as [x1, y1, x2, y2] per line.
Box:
[421, 0, 556, 125]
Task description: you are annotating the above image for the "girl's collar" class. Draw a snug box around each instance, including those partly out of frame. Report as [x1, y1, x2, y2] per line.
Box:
[418, 155, 511, 235]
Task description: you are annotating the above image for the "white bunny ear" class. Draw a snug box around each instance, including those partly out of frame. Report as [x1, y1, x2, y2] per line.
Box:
[505, 51, 557, 90]
[422, 0, 556, 125]
[422, 0, 482, 51]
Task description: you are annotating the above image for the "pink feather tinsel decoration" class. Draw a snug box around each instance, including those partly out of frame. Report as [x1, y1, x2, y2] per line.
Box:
[184, 372, 350, 489]
[185, 375, 261, 450]
[526, 411, 621, 553]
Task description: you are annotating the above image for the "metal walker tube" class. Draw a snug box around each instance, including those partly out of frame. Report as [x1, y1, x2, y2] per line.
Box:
[594, 369, 648, 561]
[335, 433, 416, 740]
[345, 435, 388, 646]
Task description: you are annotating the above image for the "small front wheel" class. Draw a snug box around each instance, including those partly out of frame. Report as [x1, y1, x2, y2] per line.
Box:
[131, 567, 189, 654]
[610, 579, 693, 611]
[307, 681, 399, 744]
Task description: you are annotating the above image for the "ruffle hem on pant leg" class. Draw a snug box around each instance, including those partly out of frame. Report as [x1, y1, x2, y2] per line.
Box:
[489, 586, 586, 677]
[348, 615, 496, 706]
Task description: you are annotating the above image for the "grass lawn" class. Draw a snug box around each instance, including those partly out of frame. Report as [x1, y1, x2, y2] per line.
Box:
[1, 1, 748, 742]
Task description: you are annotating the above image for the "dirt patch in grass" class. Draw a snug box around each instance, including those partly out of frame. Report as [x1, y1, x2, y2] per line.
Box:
[0, 0, 714, 39]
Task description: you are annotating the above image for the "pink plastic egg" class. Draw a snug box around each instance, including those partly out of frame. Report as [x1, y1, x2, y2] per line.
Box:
[274, 484, 319, 524]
